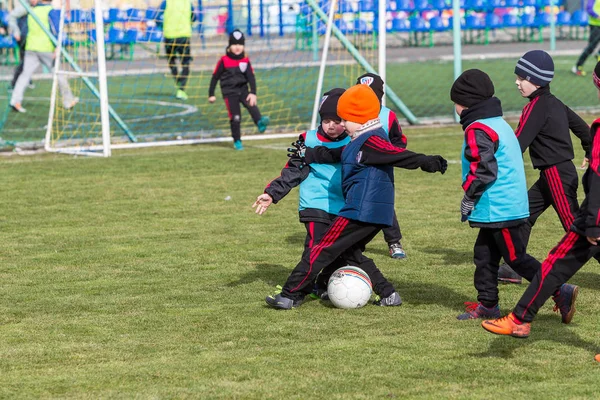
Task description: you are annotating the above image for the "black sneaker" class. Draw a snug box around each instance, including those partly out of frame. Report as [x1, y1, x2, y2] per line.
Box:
[374, 292, 402, 306]
[498, 263, 522, 284]
[552, 283, 578, 324]
[265, 286, 304, 309]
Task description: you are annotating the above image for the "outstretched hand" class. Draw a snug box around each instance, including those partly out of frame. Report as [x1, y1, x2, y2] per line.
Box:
[252, 193, 273, 215]
[287, 139, 307, 159]
[421, 155, 448, 174]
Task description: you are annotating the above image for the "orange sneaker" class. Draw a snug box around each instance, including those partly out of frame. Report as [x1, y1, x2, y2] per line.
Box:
[481, 313, 530, 338]
[595, 354, 600, 363]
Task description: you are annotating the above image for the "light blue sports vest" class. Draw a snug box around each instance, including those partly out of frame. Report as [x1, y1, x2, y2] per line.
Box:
[379, 106, 391, 136]
[299, 130, 350, 214]
[461, 117, 529, 223]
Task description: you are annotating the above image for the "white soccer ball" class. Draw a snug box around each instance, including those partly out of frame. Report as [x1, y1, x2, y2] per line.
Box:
[327, 266, 373, 309]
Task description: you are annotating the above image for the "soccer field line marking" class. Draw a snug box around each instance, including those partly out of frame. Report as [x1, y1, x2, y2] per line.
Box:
[0, 96, 197, 132]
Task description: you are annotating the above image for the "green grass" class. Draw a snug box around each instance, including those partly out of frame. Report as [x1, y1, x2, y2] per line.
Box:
[2, 54, 599, 145]
[1, 125, 600, 398]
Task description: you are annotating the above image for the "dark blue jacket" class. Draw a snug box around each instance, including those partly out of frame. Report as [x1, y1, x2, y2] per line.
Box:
[338, 128, 395, 226]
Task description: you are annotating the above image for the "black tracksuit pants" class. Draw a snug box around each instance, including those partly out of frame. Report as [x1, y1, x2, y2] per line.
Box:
[474, 224, 541, 308]
[576, 24, 600, 68]
[224, 93, 262, 142]
[11, 39, 26, 88]
[514, 230, 599, 322]
[282, 216, 396, 301]
[381, 210, 402, 244]
[164, 37, 192, 91]
[520, 161, 579, 248]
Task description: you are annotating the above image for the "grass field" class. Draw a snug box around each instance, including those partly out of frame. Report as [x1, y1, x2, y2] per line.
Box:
[2, 54, 599, 146]
[2, 124, 600, 398]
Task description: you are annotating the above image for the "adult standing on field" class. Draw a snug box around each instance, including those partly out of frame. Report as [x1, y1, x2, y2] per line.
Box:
[157, 0, 196, 101]
[572, 0, 600, 76]
[9, 0, 78, 114]
[8, 0, 36, 91]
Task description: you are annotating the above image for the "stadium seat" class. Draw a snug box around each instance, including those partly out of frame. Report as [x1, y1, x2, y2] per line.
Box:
[105, 8, 128, 25]
[358, 0, 376, 12]
[413, 0, 431, 12]
[484, 13, 502, 43]
[334, 18, 352, 33]
[105, 28, 137, 60]
[502, 13, 520, 28]
[126, 8, 145, 22]
[0, 35, 18, 65]
[338, 1, 355, 13]
[486, 0, 502, 10]
[409, 16, 433, 46]
[69, 9, 95, 23]
[556, 10, 571, 26]
[504, 0, 519, 7]
[391, 17, 411, 32]
[430, 0, 451, 10]
[570, 10, 589, 40]
[396, 0, 413, 12]
[145, 8, 160, 21]
[464, 0, 485, 11]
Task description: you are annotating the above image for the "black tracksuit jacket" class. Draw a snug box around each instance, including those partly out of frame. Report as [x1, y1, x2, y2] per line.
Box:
[208, 51, 257, 98]
[515, 85, 591, 168]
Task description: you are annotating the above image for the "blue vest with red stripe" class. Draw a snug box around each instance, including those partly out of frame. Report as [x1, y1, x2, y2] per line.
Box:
[338, 128, 395, 226]
[461, 117, 529, 223]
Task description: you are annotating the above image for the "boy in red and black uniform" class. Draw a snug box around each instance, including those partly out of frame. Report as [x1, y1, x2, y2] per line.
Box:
[356, 73, 408, 259]
[265, 84, 447, 309]
[208, 30, 269, 151]
[498, 50, 593, 284]
[482, 62, 600, 354]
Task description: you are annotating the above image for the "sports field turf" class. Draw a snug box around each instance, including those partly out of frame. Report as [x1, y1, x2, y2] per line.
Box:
[1, 125, 599, 398]
[2, 54, 599, 145]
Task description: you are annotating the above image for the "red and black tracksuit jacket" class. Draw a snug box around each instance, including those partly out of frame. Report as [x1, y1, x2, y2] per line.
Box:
[386, 109, 408, 150]
[515, 85, 591, 236]
[513, 119, 600, 322]
[208, 51, 257, 98]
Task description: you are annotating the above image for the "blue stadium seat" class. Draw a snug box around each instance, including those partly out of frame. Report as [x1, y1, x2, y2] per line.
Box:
[430, 0, 451, 10]
[396, 0, 413, 12]
[464, 0, 485, 11]
[521, 0, 536, 7]
[556, 10, 571, 26]
[126, 8, 145, 22]
[533, 12, 551, 27]
[485, 13, 502, 29]
[138, 28, 163, 43]
[429, 16, 448, 31]
[571, 10, 589, 26]
[413, 0, 431, 11]
[409, 16, 429, 32]
[354, 18, 372, 33]
[69, 9, 95, 23]
[464, 14, 485, 29]
[520, 13, 535, 27]
[358, 0, 376, 12]
[391, 17, 410, 32]
[502, 13, 520, 28]
[334, 18, 352, 33]
[105, 8, 129, 24]
[504, 0, 519, 7]
[486, 0, 502, 10]
[338, 1, 355, 13]
[145, 8, 160, 21]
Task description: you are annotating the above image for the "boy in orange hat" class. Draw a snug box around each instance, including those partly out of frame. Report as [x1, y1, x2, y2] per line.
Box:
[482, 62, 600, 360]
[266, 84, 447, 309]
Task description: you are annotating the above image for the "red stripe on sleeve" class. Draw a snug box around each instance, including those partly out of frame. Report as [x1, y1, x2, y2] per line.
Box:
[590, 120, 600, 175]
[462, 127, 481, 193]
[515, 97, 539, 137]
[364, 135, 405, 154]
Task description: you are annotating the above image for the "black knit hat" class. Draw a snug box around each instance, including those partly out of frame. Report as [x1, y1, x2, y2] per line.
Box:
[450, 69, 495, 108]
[594, 61, 600, 90]
[229, 29, 245, 46]
[356, 73, 384, 102]
[319, 88, 346, 121]
[515, 50, 554, 87]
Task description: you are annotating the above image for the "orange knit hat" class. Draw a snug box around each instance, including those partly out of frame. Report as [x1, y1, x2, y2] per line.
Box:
[337, 84, 380, 124]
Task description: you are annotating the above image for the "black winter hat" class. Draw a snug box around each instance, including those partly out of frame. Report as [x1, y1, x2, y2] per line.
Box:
[229, 29, 245, 46]
[356, 73, 384, 102]
[319, 88, 346, 121]
[594, 61, 600, 90]
[450, 69, 495, 108]
[514, 50, 554, 87]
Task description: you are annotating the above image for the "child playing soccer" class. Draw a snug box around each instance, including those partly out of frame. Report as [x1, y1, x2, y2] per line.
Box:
[208, 29, 270, 151]
[265, 84, 447, 309]
[450, 69, 577, 322]
[356, 72, 408, 259]
[498, 50, 593, 285]
[481, 62, 600, 355]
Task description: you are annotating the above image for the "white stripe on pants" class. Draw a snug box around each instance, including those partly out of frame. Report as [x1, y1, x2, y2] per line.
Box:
[11, 51, 75, 108]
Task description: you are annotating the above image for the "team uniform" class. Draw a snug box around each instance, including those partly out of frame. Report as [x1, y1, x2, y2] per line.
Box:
[458, 96, 541, 315]
[158, 0, 195, 98]
[508, 117, 600, 323]
[276, 119, 444, 304]
[515, 85, 591, 246]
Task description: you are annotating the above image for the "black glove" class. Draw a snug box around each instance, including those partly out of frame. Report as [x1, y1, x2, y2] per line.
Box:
[421, 155, 447, 174]
[287, 139, 307, 169]
[460, 195, 475, 222]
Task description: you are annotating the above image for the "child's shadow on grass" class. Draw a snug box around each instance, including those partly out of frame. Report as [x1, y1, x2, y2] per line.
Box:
[226, 263, 290, 287]
[394, 280, 472, 313]
[417, 246, 471, 266]
[286, 232, 306, 246]
[571, 271, 600, 292]
[471, 315, 600, 359]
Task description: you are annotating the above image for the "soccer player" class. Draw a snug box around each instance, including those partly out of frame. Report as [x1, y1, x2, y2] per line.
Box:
[265, 84, 447, 310]
[497, 50, 593, 285]
[156, 0, 196, 101]
[208, 29, 270, 151]
[7, 0, 36, 91]
[356, 72, 408, 259]
[253, 88, 395, 302]
[9, 0, 78, 113]
[481, 62, 600, 355]
[449, 69, 575, 322]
